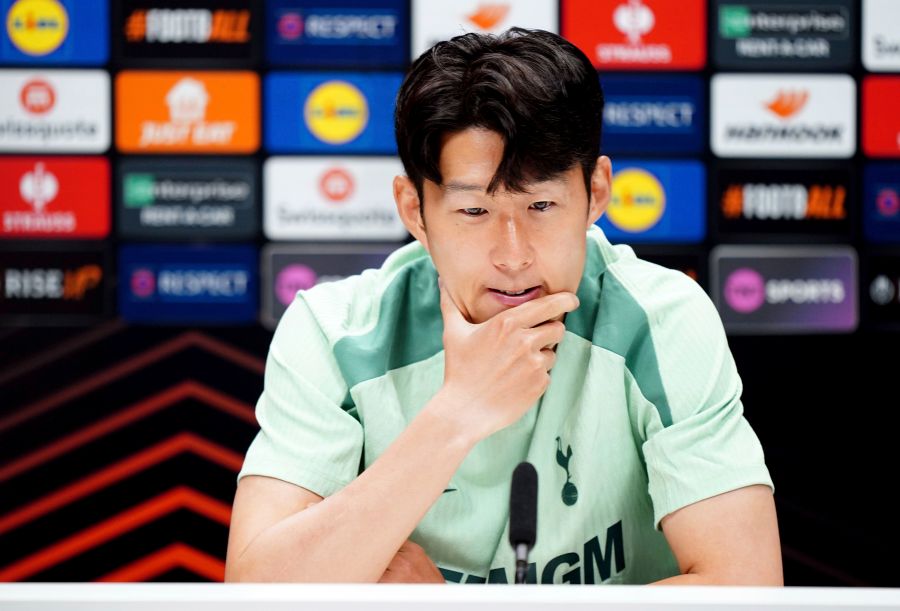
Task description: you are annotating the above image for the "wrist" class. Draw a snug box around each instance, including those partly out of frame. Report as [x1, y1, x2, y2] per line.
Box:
[423, 385, 485, 451]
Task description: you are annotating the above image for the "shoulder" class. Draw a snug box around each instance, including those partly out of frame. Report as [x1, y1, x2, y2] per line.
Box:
[574, 228, 733, 428]
[279, 240, 435, 346]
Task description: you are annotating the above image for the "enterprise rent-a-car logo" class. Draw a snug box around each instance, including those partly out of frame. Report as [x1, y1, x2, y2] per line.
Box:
[715, 0, 853, 69]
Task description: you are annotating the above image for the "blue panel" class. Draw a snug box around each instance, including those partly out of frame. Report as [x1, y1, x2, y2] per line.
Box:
[266, 0, 407, 68]
[600, 75, 705, 154]
[863, 164, 900, 244]
[597, 159, 706, 244]
[1, 0, 108, 65]
[118, 245, 258, 324]
[265, 71, 401, 154]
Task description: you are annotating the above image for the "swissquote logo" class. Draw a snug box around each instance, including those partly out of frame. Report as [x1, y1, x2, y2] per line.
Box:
[412, 0, 556, 57]
[263, 157, 406, 240]
[863, 0, 900, 71]
[712, 74, 855, 158]
[0, 70, 110, 152]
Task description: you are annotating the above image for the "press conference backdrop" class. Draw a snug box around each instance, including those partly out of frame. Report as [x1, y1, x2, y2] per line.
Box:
[0, 0, 897, 586]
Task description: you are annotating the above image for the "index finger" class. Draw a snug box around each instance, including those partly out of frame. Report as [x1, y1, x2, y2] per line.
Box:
[498, 292, 579, 329]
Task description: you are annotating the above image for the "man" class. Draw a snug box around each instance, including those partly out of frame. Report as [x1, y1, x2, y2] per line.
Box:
[226, 28, 782, 584]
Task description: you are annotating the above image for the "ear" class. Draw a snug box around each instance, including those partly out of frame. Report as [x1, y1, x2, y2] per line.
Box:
[587, 156, 612, 228]
[393, 175, 429, 251]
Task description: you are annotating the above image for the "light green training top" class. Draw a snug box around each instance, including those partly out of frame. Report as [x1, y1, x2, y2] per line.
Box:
[238, 226, 774, 585]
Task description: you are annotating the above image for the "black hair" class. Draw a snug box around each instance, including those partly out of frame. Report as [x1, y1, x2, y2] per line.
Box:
[394, 27, 603, 209]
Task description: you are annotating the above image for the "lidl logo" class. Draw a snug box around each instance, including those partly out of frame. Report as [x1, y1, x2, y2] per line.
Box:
[265, 72, 400, 153]
[304, 80, 368, 145]
[764, 90, 808, 119]
[466, 4, 510, 30]
[608, 168, 665, 233]
[6, 0, 67, 56]
[596, 160, 705, 243]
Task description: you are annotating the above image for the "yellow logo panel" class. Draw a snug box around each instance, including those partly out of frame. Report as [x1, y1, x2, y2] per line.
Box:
[304, 81, 369, 145]
[6, 0, 68, 56]
[608, 168, 666, 233]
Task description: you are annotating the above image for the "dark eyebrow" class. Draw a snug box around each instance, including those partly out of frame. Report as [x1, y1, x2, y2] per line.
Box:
[443, 181, 486, 193]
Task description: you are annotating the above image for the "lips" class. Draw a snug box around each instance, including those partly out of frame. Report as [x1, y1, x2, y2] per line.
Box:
[488, 285, 542, 306]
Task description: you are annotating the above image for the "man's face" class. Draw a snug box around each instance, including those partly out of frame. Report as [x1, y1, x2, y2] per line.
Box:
[396, 128, 610, 324]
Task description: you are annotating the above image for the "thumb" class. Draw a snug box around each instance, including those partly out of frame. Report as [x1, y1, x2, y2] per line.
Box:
[438, 278, 467, 331]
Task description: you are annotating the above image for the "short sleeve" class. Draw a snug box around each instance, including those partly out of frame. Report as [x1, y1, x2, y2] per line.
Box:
[237, 293, 364, 497]
[636, 275, 774, 529]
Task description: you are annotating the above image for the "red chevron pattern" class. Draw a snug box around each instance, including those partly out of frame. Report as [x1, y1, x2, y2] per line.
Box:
[0, 326, 267, 582]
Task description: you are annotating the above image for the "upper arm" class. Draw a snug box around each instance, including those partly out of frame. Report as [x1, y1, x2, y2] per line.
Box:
[660, 484, 783, 585]
[225, 475, 323, 581]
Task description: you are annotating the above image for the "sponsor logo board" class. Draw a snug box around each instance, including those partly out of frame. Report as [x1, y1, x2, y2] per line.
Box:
[863, 0, 900, 71]
[596, 160, 705, 243]
[1, 0, 108, 65]
[267, 0, 407, 67]
[0, 70, 110, 152]
[118, 244, 257, 323]
[714, 163, 852, 238]
[118, 0, 258, 63]
[118, 158, 257, 240]
[711, 245, 857, 333]
[0, 157, 109, 239]
[863, 76, 900, 158]
[264, 157, 406, 241]
[562, 0, 706, 70]
[262, 243, 393, 328]
[412, 0, 557, 58]
[116, 71, 259, 154]
[0, 247, 110, 323]
[600, 75, 704, 154]
[863, 163, 900, 243]
[265, 72, 400, 154]
[713, 0, 854, 69]
[631, 247, 705, 287]
[711, 73, 855, 158]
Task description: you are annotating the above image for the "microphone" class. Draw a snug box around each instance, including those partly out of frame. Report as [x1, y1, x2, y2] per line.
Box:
[509, 461, 538, 584]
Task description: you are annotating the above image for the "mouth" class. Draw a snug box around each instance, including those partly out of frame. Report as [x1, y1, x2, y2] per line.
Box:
[488, 285, 542, 305]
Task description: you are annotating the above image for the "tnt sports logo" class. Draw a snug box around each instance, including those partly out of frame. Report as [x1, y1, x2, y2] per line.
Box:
[275, 264, 317, 306]
[20, 79, 54, 114]
[319, 168, 354, 203]
[724, 267, 766, 313]
[304, 81, 368, 145]
[608, 167, 665, 233]
[6, 0, 68, 56]
[877, 188, 900, 218]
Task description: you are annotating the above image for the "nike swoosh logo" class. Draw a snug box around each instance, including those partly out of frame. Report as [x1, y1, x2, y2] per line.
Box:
[442, 488, 457, 493]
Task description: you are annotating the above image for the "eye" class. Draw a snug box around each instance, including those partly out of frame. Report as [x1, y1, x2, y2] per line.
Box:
[460, 207, 487, 216]
[531, 201, 555, 212]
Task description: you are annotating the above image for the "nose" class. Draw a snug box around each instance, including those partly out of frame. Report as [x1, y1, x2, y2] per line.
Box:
[490, 215, 534, 272]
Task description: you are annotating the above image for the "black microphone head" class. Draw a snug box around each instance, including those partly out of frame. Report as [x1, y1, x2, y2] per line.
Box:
[509, 461, 538, 549]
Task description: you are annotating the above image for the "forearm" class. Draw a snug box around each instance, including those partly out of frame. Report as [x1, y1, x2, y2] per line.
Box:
[229, 390, 476, 582]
